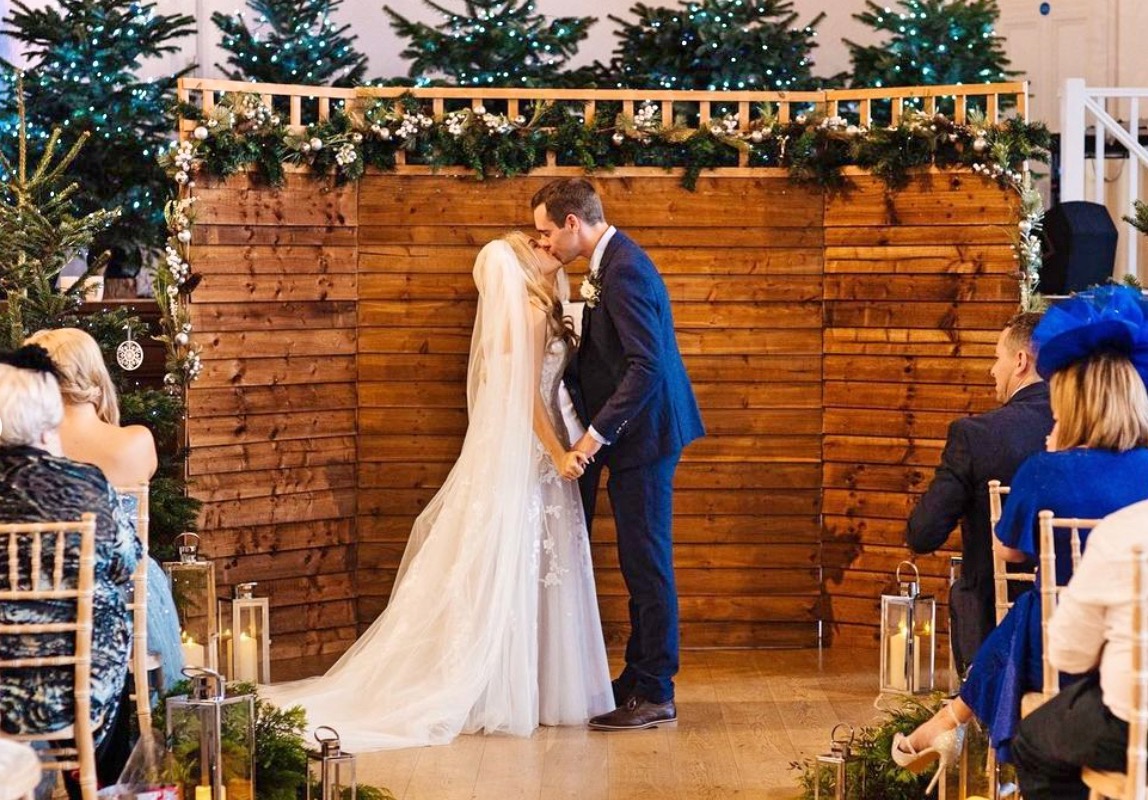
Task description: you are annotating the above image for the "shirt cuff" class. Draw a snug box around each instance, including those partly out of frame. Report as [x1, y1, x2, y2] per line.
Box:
[588, 425, 611, 446]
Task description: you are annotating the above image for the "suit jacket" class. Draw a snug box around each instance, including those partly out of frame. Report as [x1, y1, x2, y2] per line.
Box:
[906, 381, 1054, 667]
[567, 230, 704, 470]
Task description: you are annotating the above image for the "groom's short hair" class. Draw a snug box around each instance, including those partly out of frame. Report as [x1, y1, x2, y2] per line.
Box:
[531, 178, 605, 226]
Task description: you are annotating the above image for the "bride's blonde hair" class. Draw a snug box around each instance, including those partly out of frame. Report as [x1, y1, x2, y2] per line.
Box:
[501, 231, 577, 347]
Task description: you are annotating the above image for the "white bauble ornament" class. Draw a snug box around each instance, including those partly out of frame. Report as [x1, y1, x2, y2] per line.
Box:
[193, 126, 209, 140]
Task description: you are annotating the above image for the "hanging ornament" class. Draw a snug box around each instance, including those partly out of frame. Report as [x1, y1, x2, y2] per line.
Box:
[117, 325, 144, 371]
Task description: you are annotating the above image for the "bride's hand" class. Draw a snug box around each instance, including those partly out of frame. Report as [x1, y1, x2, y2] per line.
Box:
[558, 450, 589, 480]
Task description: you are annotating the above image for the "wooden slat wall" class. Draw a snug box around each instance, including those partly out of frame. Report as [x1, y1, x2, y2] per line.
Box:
[182, 168, 1021, 674]
[186, 174, 360, 677]
[356, 174, 824, 651]
[820, 173, 1020, 649]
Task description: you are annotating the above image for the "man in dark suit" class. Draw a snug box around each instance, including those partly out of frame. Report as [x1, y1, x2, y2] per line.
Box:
[531, 178, 705, 731]
[907, 310, 1053, 674]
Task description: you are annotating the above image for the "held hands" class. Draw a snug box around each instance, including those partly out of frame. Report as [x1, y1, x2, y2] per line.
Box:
[557, 450, 591, 481]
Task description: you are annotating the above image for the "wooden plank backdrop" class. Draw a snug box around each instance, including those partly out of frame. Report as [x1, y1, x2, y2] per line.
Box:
[821, 172, 1020, 649]
[183, 168, 1019, 675]
[186, 174, 360, 676]
[357, 174, 824, 653]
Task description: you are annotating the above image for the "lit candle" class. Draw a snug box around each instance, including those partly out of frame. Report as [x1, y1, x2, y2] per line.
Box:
[194, 787, 225, 800]
[236, 632, 259, 683]
[886, 624, 908, 691]
[181, 633, 205, 669]
[221, 628, 233, 680]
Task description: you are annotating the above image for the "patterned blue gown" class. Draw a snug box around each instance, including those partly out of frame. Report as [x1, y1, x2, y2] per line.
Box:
[114, 492, 185, 694]
[0, 445, 142, 746]
[961, 446, 1148, 761]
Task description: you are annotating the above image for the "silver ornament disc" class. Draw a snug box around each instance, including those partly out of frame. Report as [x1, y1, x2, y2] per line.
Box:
[117, 339, 144, 371]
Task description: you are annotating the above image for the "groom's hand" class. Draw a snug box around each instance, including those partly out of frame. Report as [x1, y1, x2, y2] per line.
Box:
[573, 431, 603, 461]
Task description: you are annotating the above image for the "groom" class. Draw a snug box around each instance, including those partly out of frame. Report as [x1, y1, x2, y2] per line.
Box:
[531, 178, 705, 731]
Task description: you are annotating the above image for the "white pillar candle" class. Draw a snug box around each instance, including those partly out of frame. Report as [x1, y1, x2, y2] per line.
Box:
[887, 626, 908, 691]
[181, 635, 205, 669]
[236, 632, 259, 683]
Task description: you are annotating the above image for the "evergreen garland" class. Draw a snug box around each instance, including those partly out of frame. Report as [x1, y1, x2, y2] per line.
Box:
[212, 0, 369, 87]
[846, 0, 1017, 89]
[0, 0, 195, 276]
[600, 0, 831, 91]
[1126, 200, 1148, 237]
[383, 0, 595, 87]
[167, 92, 1049, 192]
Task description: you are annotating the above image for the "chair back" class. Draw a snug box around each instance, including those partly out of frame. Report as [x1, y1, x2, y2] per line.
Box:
[1126, 545, 1148, 799]
[116, 482, 152, 734]
[0, 514, 98, 800]
[1037, 510, 1099, 697]
[989, 480, 1036, 624]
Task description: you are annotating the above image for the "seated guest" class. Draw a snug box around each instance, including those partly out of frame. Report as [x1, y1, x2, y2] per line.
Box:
[892, 286, 1148, 790]
[906, 311, 1052, 673]
[0, 345, 142, 797]
[1011, 498, 1148, 800]
[25, 327, 184, 692]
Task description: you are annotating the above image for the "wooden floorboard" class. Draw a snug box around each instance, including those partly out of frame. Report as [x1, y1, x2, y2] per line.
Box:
[353, 648, 898, 800]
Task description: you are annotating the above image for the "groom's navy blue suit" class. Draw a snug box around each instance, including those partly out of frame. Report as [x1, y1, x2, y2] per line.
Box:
[566, 229, 704, 705]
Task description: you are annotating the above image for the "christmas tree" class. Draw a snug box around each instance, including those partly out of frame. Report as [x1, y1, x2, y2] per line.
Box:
[600, 0, 829, 90]
[0, 79, 198, 555]
[383, 0, 595, 87]
[212, 0, 369, 87]
[846, 0, 1016, 88]
[1, 0, 195, 277]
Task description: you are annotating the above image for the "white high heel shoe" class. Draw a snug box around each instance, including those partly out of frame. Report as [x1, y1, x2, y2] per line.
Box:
[890, 704, 967, 796]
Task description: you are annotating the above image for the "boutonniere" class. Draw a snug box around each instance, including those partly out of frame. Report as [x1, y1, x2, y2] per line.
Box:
[580, 270, 602, 308]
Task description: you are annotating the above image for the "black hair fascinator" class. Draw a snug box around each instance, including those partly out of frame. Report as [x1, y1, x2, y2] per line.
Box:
[0, 344, 61, 378]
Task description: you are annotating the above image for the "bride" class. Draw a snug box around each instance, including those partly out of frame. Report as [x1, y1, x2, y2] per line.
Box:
[261, 232, 614, 750]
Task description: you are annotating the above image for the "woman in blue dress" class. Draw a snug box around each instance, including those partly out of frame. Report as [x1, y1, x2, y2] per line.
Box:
[892, 286, 1148, 789]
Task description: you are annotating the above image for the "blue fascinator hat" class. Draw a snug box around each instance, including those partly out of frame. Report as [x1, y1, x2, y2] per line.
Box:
[1033, 284, 1148, 386]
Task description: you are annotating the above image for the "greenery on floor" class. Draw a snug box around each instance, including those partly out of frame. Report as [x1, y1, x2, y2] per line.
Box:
[792, 694, 947, 800]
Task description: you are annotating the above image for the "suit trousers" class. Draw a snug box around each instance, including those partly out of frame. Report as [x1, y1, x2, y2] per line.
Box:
[590, 452, 681, 704]
[1012, 672, 1129, 800]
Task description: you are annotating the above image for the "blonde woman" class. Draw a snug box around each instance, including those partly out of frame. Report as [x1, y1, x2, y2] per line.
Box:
[261, 232, 613, 751]
[893, 286, 1148, 792]
[25, 327, 156, 486]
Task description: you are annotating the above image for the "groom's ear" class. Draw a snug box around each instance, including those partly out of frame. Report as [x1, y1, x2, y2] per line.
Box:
[565, 213, 580, 232]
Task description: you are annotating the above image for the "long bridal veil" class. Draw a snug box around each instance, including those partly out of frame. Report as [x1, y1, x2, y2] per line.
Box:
[260, 239, 542, 751]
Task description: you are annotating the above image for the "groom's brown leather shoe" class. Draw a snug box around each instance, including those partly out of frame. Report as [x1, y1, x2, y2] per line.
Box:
[588, 696, 677, 731]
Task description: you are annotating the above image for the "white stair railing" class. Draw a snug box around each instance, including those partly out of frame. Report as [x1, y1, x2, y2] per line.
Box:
[1061, 78, 1148, 279]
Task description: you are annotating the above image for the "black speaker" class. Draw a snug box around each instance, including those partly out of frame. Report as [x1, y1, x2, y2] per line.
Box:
[1040, 201, 1118, 295]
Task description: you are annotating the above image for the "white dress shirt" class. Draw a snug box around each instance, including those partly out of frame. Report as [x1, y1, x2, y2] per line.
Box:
[557, 226, 618, 447]
[1048, 498, 1148, 722]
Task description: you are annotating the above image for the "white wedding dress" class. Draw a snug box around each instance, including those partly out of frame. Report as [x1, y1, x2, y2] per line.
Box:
[261, 240, 612, 751]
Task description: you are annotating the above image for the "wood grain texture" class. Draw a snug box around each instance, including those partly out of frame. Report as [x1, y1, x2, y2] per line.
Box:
[183, 169, 1017, 669]
[821, 173, 1019, 646]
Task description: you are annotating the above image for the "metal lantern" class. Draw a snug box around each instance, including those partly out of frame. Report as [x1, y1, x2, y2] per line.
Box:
[306, 726, 356, 800]
[218, 582, 271, 684]
[165, 667, 255, 800]
[163, 533, 219, 672]
[813, 724, 858, 800]
[880, 561, 936, 694]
